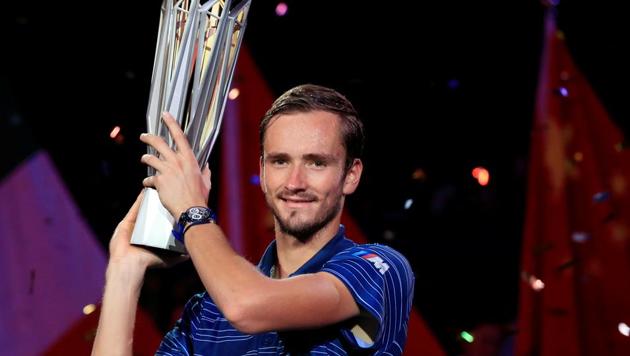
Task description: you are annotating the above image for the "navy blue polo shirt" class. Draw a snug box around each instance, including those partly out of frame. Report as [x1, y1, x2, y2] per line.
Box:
[156, 225, 415, 355]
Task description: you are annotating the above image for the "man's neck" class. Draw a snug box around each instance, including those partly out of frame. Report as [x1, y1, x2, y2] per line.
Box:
[273, 220, 341, 278]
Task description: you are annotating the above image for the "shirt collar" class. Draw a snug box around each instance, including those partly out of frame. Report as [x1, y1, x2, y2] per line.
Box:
[258, 224, 355, 277]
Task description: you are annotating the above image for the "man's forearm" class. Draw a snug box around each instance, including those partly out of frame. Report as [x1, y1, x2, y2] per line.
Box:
[184, 223, 273, 331]
[92, 259, 146, 356]
[183, 223, 355, 334]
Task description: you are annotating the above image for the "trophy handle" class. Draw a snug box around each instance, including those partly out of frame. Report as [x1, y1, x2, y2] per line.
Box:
[130, 187, 187, 253]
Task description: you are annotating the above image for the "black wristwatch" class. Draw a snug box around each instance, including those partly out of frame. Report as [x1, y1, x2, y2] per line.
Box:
[173, 206, 216, 243]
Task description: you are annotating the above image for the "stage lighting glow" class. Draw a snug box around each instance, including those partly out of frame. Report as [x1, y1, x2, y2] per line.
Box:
[275, 3, 288, 16]
[460, 331, 474, 343]
[619, 322, 630, 337]
[571, 232, 589, 243]
[412, 168, 426, 181]
[472, 167, 490, 186]
[83, 304, 96, 315]
[558, 87, 569, 97]
[447, 79, 460, 90]
[529, 276, 545, 291]
[109, 126, 121, 139]
[228, 87, 240, 100]
[383, 230, 395, 241]
[404, 199, 413, 210]
[573, 152, 583, 162]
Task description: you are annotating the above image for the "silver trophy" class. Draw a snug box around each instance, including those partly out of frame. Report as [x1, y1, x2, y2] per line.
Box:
[131, 0, 251, 253]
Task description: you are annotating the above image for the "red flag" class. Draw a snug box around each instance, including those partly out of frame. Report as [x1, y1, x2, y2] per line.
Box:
[220, 46, 445, 355]
[516, 8, 630, 356]
[219, 46, 275, 261]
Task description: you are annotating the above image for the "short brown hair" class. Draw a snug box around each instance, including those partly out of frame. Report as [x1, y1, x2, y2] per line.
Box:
[259, 84, 364, 171]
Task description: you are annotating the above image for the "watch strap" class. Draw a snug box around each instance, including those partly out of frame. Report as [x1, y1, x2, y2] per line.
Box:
[172, 207, 216, 243]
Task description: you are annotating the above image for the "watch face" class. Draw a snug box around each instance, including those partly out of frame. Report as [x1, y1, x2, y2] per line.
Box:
[187, 207, 210, 222]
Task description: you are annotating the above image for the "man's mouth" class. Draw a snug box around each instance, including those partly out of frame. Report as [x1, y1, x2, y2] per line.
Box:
[279, 194, 316, 207]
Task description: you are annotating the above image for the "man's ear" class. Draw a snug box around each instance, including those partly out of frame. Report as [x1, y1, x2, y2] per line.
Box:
[259, 155, 267, 193]
[343, 159, 363, 195]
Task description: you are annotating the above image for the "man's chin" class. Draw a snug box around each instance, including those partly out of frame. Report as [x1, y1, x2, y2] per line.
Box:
[279, 217, 311, 232]
[276, 216, 321, 240]
[278, 206, 312, 221]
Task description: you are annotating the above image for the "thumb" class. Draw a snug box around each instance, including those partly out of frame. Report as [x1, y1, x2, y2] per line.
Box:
[123, 189, 146, 224]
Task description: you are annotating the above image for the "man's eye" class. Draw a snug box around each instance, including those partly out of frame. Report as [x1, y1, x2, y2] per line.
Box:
[272, 159, 287, 165]
[309, 160, 326, 168]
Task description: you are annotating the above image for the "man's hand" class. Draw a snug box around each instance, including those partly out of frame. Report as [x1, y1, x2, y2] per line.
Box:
[93, 112, 211, 356]
[139, 112, 211, 218]
[93, 189, 189, 356]
[109, 190, 189, 270]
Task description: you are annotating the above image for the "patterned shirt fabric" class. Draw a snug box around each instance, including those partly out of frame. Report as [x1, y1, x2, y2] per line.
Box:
[156, 225, 415, 355]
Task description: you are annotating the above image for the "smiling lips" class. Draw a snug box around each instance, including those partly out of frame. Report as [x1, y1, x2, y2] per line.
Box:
[278, 193, 317, 207]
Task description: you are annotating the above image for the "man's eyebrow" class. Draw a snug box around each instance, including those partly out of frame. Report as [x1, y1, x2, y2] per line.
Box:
[264, 152, 339, 162]
[302, 153, 338, 162]
[265, 152, 290, 160]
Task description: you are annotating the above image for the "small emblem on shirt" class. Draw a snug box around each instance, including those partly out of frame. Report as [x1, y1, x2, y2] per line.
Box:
[353, 251, 390, 275]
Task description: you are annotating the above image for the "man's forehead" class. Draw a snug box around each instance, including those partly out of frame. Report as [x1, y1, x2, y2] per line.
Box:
[267, 110, 341, 129]
[263, 112, 346, 158]
[265, 151, 338, 159]
[265, 112, 342, 142]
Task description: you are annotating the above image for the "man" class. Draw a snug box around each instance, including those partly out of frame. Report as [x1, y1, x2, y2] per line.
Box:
[92, 84, 415, 355]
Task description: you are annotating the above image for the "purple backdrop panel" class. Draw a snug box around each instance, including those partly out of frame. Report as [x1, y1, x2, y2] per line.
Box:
[0, 151, 106, 355]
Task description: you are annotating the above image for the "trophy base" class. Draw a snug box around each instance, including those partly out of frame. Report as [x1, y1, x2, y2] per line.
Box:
[130, 188, 187, 254]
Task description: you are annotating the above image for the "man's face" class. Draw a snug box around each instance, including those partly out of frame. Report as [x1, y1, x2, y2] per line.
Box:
[260, 110, 362, 240]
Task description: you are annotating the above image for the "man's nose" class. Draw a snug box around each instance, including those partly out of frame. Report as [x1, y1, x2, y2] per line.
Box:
[286, 164, 306, 190]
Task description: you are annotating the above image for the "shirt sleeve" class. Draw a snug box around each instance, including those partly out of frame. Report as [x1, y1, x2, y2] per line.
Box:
[155, 293, 205, 356]
[321, 244, 415, 351]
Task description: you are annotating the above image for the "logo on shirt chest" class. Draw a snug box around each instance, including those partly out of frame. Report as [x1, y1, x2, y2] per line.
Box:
[353, 251, 390, 275]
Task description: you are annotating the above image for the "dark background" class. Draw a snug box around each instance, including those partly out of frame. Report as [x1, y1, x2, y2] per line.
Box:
[3, 1, 629, 354]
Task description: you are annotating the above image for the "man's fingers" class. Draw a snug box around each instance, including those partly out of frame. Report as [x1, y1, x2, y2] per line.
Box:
[142, 113, 197, 166]
[201, 163, 212, 191]
[162, 112, 193, 154]
[202, 163, 211, 180]
[140, 133, 177, 162]
[141, 154, 167, 173]
[142, 175, 157, 189]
